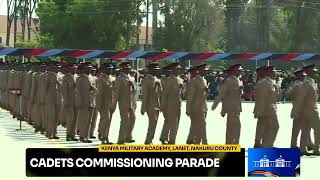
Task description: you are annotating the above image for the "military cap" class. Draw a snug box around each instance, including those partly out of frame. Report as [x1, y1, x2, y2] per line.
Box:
[264, 66, 276, 73]
[293, 70, 306, 78]
[226, 64, 243, 74]
[101, 63, 114, 69]
[256, 66, 266, 73]
[78, 62, 93, 69]
[303, 64, 318, 72]
[190, 64, 209, 74]
[167, 62, 182, 71]
[162, 65, 172, 72]
[147, 62, 160, 70]
[119, 62, 132, 69]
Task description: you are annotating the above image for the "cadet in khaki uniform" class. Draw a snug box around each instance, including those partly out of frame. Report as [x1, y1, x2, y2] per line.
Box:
[45, 64, 60, 139]
[212, 64, 243, 144]
[254, 66, 279, 148]
[39, 65, 48, 133]
[115, 62, 136, 144]
[29, 64, 41, 130]
[141, 63, 162, 144]
[159, 65, 172, 144]
[88, 68, 98, 139]
[186, 64, 209, 144]
[286, 70, 309, 150]
[253, 66, 266, 148]
[62, 63, 78, 141]
[96, 63, 115, 144]
[23, 65, 33, 123]
[160, 63, 183, 144]
[296, 65, 320, 155]
[76, 63, 96, 143]
[56, 66, 65, 127]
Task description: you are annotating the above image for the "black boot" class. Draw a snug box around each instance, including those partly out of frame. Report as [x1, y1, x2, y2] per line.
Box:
[80, 137, 92, 143]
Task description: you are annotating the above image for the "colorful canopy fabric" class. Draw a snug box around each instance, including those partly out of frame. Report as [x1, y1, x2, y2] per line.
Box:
[0, 48, 319, 61]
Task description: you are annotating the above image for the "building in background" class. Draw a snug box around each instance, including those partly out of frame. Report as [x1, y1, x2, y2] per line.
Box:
[139, 26, 153, 51]
[0, 15, 38, 47]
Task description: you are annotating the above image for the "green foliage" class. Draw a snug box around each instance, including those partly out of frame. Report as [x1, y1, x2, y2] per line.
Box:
[36, 0, 141, 50]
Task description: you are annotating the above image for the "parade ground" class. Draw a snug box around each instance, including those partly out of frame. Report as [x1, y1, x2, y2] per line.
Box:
[1, 101, 320, 179]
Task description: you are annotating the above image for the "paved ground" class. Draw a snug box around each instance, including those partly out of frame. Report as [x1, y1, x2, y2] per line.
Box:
[0, 101, 319, 179]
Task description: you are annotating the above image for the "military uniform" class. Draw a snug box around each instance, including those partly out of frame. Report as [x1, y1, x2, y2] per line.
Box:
[160, 63, 183, 144]
[75, 63, 96, 143]
[96, 63, 116, 144]
[186, 65, 209, 144]
[212, 64, 243, 144]
[286, 70, 307, 148]
[115, 62, 136, 144]
[61, 64, 78, 141]
[141, 63, 162, 144]
[254, 66, 279, 148]
[296, 65, 320, 154]
[88, 73, 98, 138]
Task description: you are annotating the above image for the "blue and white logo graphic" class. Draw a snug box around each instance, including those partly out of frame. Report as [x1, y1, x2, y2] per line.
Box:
[248, 148, 300, 177]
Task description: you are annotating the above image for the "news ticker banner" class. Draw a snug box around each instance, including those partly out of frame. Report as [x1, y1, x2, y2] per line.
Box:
[26, 145, 245, 177]
[248, 148, 301, 177]
[26, 145, 301, 177]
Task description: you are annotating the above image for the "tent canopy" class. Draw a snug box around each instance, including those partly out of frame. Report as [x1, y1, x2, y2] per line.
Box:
[0, 48, 319, 61]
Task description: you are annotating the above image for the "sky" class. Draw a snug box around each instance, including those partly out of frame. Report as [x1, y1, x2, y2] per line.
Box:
[0, 0, 156, 27]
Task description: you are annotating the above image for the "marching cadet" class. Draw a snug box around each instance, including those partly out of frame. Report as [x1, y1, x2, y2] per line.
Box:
[211, 64, 243, 144]
[22, 64, 33, 123]
[45, 63, 60, 139]
[29, 63, 42, 132]
[286, 70, 313, 153]
[56, 64, 65, 127]
[254, 66, 279, 148]
[160, 62, 183, 144]
[253, 66, 266, 148]
[115, 62, 136, 144]
[296, 65, 320, 155]
[96, 63, 116, 144]
[141, 63, 162, 144]
[39, 64, 48, 134]
[186, 64, 209, 144]
[159, 65, 172, 144]
[88, 67, 98, 139]
[62, 63, 78, 141]
[76, 63, 97, 143]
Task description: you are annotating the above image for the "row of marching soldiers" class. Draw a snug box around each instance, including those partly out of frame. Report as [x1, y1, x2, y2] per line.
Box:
[0, 60, 320, 155]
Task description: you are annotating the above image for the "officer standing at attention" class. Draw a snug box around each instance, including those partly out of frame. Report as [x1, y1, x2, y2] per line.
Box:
[96, 63, 116, 144]
[296, 65, 320, 155]
[115, 62, 136, 144]
[211, 64, 243, 144]
[254, 66, 279, 148]
[76, 63, 96, 143]
[186, 64, 209, 144]
[141, 63, 162, 144]
[62, 63, 79, 141]
[160, 62, 183, 144]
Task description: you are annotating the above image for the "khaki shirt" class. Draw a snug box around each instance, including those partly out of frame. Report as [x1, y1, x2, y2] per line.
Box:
[61, 73, 76, 108]
[114, 73, 136, 110]
[75, 74, 91, 108]
[160, 75, 183, 112]
[295, 77, 319, 117]
[186, 75, 209, 114]
[254, 77, 277, 117]
[213, 76, 242, 115]
[141, 74, 162, 113]
[96, 73, 115, 111]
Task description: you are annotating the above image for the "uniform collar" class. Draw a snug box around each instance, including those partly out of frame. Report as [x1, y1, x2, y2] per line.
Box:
[304, 76, 315, 83]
